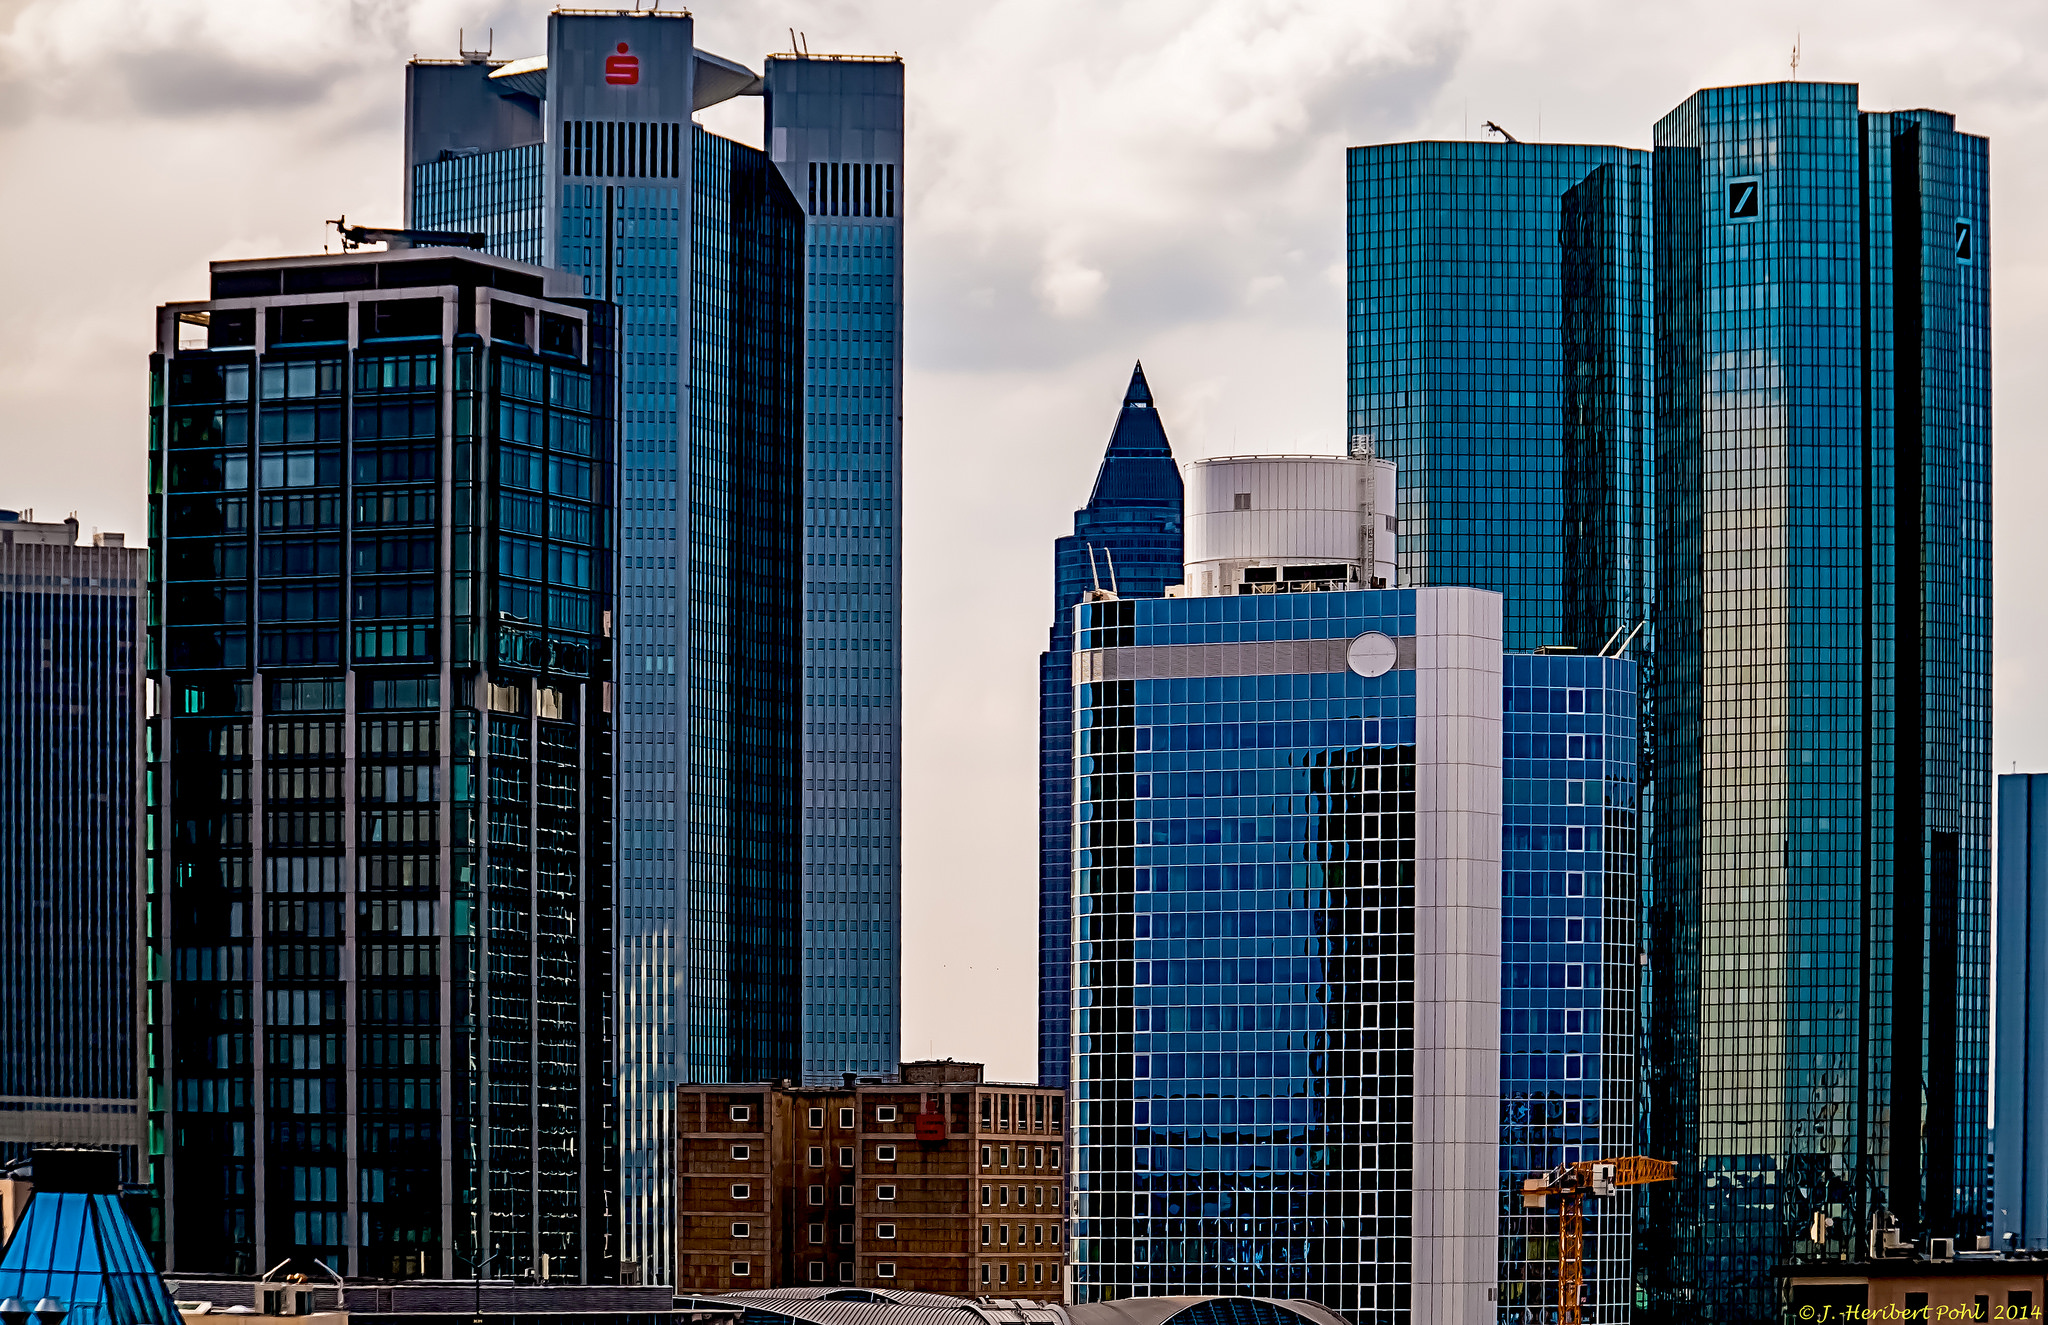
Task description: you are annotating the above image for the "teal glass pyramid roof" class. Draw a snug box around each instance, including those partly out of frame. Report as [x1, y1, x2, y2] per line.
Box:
[0, 1193, 179, 1325]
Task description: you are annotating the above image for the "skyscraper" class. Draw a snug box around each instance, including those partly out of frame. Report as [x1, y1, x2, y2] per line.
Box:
[762, 53, 907, 1085]
[1039, 364, 1184, 1088]
[1645, 82, 1991, 1318]
[1496, 652, 1640, 1323]
[1345, 141, 1652, 656]
[1995, 774, 2048, 1252]
[406, 12, 812, 1279]
[1067, 455, 1499, 1323]
[150, 248, 618, 1278]
[0, 512, 148, 1185]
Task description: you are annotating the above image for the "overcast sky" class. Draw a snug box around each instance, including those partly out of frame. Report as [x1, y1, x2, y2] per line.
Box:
[4, 0, 2043, 1082]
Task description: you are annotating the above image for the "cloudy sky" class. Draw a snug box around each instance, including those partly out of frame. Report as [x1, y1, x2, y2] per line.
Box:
[3, 0, 2043, 1081]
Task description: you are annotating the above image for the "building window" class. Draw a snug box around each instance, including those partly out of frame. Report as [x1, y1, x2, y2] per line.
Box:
[877, 1263, 896, 1280]
[810, 1107, 825, 1128]
[875, 1105, 897, 1122]
[731, 1222, 751, 1238]
[982, 1224, 991, 1246]
[1033, 1265, 1043, 1285]
[999, 1265, 1009, 1285]
[839, 1107, 854, 1128]
[877, 1145, 897, 1163]
[731, 1262, 750, 1277]
[877, 1185, 897, 1201]
[980, 1096, 992, 1130]
[731, 1144, 750, 1161]
[1034, 1186, 1044, 1206]
[981, 1185, 991, 1208]
[999, 1146, 1010, 1168]
[1051, 1226, 1061, 1245]
[731, 1184, 750, 1200]
[999, 1187, 1010, 1207]
[730, 1105, 751, 1122]
[1233, 492, 1251, 510]
[1051, 1188, 1061, 1209]
[877, 1224, 896, 1240]
[809, 1146, 825, 1167]
[839, 1147, 855, 1167]
[1051, 1148, 1061, 1170]
[809, 1261, 824, 1282]
[1034, 1147, 1045, 1169]
[839, 1264, 852, 1284]
[809, 1185, 825, 1205]
[838, 1186, 853, 1205]
[838, 1225, 853, 1244]
[1051, 1266, 1060, 1284]
[980, 1146, 992, 1167]
[809, 1223, 825, 1244]
[1033, 1225, 1043, 1246]
[981, 1265, 990, 1286]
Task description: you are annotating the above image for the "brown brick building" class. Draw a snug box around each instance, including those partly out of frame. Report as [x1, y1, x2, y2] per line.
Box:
[674, 1062, 1066, 1298]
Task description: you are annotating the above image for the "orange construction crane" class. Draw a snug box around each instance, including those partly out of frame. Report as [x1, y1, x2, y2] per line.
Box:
[1520, 1156, 1676, 1325]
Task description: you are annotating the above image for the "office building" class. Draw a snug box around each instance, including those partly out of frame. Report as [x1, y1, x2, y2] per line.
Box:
[1496, 652, 1640, 1322]
[1644, 82, 1991, 1319]
[1996, 775, 2048, 1251]
[408, 11, 809, 1277]
[680, 1289, 1350, 1325]
[150, 247, 618, 1279]
[671, 1063, 1064, 1296]
[761, 51, 907, 1087]
[1039, 364, 1185, 1088]
[1067, 454, 1499, 1323]
[0, 513, 148, 1182]
[1345, 140, 1652, 656]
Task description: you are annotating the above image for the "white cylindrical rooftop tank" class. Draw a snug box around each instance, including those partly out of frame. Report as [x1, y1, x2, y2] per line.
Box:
[1182, 454, 1396, 597]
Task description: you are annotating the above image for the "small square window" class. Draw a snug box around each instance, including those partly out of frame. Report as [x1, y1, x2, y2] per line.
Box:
[809, 1146, 824, 1167]
[1567, 919, 1584, 944]
[809, 1107, 824, 1128]
[731, 1222, 751, 1238]
[731, 1144, 751, 1161]
[838, 1224, 853, 1244]
[809, 1223, 825, 1244]
[839, 1147, 855, 1167]
[877, 1223, 897, 1240]
[839, 1108, 854, 1128]
[731, 1261, 750, 1277]
[877, 1145, 897, 1163]
[730, 1183, 750, 1200]
[838, 1185, 853, 1205]
[875, 1105, 898, 1122]
[838, 1264, 852, 1283]
[730, 1105, 751, 1122]
[877, 1185, 897, 1201]
[1233, 492, 1251, 510]
[809, 1185, 825, 1205]
[877, 1263, 896, 1280]
[808, 1261, 824, 1282]
[1566, 872, 1586, 897]
[1565, 1053, 1584, 1081]
[1566, 963, 1584, 989]
[1566, 1010, 1584, 1035]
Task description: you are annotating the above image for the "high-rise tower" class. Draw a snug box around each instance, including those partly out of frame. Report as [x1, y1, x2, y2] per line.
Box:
[762, 53, 907, 1085]
[1037, 364, 1183, 1087]
[1645, 82, 1991, 1319]
[149, 248, 618, 1279]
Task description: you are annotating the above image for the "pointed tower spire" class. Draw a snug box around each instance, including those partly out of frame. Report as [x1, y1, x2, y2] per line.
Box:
[1123, 360, 1153, 408]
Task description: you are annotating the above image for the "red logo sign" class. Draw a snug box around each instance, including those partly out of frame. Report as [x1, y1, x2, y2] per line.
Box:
[914, 1112, 946, 1142]
[605, 42, 639, 86]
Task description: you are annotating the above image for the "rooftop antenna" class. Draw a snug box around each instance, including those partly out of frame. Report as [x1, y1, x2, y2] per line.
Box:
[1609, 618, 1648, 658]
[1103, 547, 1120, 596]
[789, 27, 798, 53]
[1596, 623, 1626, 657]
[458, 28, 493, 61]
[1790, 33, 1802, 80]
[1482, 120, 1519, 144]
[1086, 544, 1102, 594]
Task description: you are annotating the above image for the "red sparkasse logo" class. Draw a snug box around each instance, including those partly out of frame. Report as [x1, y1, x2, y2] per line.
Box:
[605, 42, 639, 85]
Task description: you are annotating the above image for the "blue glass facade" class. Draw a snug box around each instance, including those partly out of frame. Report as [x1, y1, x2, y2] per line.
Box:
[150, 251, 619, 1279]
[1995, 774, 2048, 1251]
[0, 518, 147, 1177]
[764, 53, 908, 1084]
[413, 143, 546, 267]
[1645, 82, 1991, 1319]
[1496, 653, 1639, 1323]
[1039, 363, 1184, 1088]
[1068, 586, 1504, 1324]
[1345, 142, 1652, 656]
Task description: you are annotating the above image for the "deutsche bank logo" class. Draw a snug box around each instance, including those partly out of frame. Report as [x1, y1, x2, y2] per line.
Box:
[1728, 178, 1761, 221]
[1956, 218, 1974, 263]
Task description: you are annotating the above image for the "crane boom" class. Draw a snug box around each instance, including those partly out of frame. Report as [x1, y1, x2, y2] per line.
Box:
[1520, 1157, 1676, 1325]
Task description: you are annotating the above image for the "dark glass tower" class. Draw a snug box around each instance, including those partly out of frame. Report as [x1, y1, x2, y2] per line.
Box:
[0, 513, 148, 1184]
[149, 248, 618, 1280]
[1345, 141, 1652, 656]
[406, 12, 810, 1277]
[1646, 82, 1991, 1319]
[1037, 363, 1183, 1088]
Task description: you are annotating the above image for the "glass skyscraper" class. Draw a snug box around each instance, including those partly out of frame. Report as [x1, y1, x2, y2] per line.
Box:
[149, 248, 618, 1279]
[763, 53, 907, 1085]
[1496, 652, 1639, 1323]
[406, 13, 913, 1276]
[1645, 82, 1991, 1319]
[1039, 363, 1184, 1088]
[1995, 774, 2048, 1251]
[1345, 142, 1652, 657]
[0, 512, 148, 1187]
